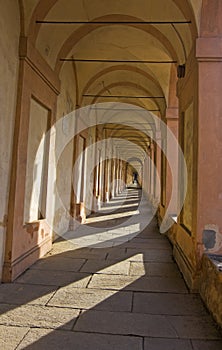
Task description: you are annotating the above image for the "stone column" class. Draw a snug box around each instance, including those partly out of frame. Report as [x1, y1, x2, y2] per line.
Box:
[195, 37, 222, 257]
[149, 142, 155, 202]
[105, 139, 112, 202]
[114, 157, 118, 196]
[101, 130, 107, 204]
[155, 130, 162, 205]
[165, 108, 179, 216]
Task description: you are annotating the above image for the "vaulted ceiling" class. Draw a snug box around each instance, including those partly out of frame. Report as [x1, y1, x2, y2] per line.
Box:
[21, 0, 201, 107]
[20, 0, 202, 162]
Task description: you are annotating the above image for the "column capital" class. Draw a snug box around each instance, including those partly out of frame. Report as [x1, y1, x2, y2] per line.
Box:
[196, 37, 222, 61]
[165, 107, 178, 120]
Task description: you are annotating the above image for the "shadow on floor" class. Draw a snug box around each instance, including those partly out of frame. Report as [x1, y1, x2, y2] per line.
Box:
[0, 189, 222, 350]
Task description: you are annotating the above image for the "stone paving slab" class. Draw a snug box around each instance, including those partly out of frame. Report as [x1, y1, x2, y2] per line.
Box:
[15, 269, 91, 287]
[128, 237, 164, 242]
[125, 276, 188, 293]
[48, 287, 133, 312]
[106, 248, 174, 262]
[105, 248, 129, 260]
[75, 310, 222, 340]
[127, 248, 174, 262]
[74, 310, 178, 337]
[88, 274, 188, 293]
[63, 237, 117, 249]
[47, 242, 108, 260]
[0, 303, 80, 330]
[167, 315, 222, 339]
[125, 239, 172, 250]
[191, 339, 222, 350]
[0, 189, 221, 349]
[0, 283, 56, 306]
[80, 259, 130, 275]
[46, 240, 79, 254]
[125, 253, 145, 262]
[88, 273, 140, 290]
[129, 262, 182, 277]
[30, 256, 86, 272]
[17, 329, 143, 350]
[133, 292, 207, 315]
[144, 338, 193, 350]
[137, 231, 163, 239]
[64, 248, 108, 260]
[0, 325, 29, 350]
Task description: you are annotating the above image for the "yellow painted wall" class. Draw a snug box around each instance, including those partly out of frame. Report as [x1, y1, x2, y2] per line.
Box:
[0, 1, 20, 280]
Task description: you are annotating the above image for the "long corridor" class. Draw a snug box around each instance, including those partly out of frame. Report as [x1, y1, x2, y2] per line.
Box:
[0, 189, 222, 349]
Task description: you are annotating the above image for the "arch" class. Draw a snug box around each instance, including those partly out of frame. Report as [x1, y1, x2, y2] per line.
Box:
[54, 14, 179, 73]
[80, 65, 165, 106]
[28, 0, 198, 50]
[110, 129, 150, 153]
[173, 0, 198, 37]
[127, 157, 144, 166]
[28, 0, 58, 41]
[82, 81, 165, 114]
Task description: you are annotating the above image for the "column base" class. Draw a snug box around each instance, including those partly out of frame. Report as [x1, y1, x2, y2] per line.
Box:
[2, 236, 52, 282]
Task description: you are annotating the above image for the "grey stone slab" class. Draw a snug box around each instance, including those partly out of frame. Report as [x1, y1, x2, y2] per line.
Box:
[148, 262, 182, 277]
[30, 256, 85, 272]
[88, 274, 139, 290]
[88, 274, 188, 293]
[0, 283, 56, 306]
[133, 293, 207, 315]
[167, 315, 222, 339]
[46, 240, 79, 255]
[74, 310, 178, 337]
[0, 325, 29, 350]
[126, 253, 145, 262]
[125, 276, 188, 293]
[15, 269, 91, 287]
[127, 248, 174, 262]
[129, 262, 182, 277]
[48, 287, 133, 312]
[106, 248, 129, 261]
[65, 248, 108, 260]
[129, 237, 164, 242]
[129, 262, 149, 277]
[125, 239, 172, 250]
[64, 237, 116, 249]
[144, 338, 193, 350]
[80, 259, 130, 275]
[107, 250, 174, 263]
[137, 232, 163, 239]
[0, 303, 80, 330]
[47, 241, 108, 260]
[17, 329, 143, 350]
[192, 340, 222, 350]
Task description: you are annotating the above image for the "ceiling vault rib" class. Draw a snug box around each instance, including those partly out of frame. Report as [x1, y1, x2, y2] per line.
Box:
[171, 23, 187, 61]
[83, 94, 165, 99]
[36, 20, 191, 25]
[90, 107, 159, 112]
[60, 58, 177, 63]
[105, 128, 152, 132]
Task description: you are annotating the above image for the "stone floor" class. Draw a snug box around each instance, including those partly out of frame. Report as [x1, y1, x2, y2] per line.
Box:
[0, 189, 222, 349]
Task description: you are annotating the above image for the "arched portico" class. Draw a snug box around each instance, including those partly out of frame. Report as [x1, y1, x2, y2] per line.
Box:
[0, 0, 222, 328]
